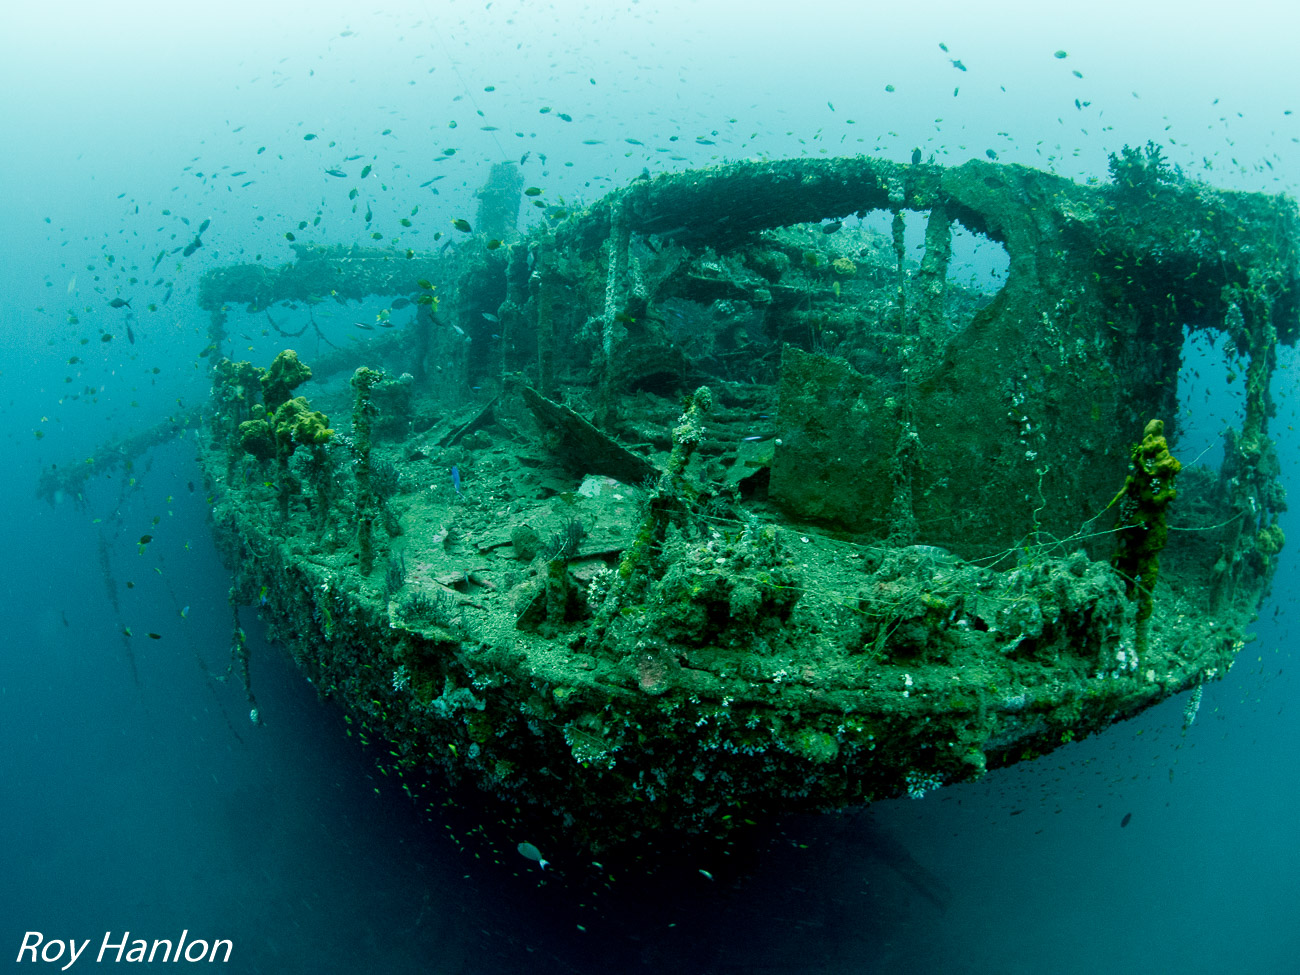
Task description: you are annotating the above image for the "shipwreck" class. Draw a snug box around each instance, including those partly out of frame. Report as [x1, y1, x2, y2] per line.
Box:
[47, 145, 1299, 860]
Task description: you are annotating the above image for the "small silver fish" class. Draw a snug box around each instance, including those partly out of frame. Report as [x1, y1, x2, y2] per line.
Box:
[482, 312, 499, 322]
[354, 321, 375, 330]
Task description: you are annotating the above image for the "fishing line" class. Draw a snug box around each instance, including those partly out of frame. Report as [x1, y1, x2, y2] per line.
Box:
[419, 0, 510, 163]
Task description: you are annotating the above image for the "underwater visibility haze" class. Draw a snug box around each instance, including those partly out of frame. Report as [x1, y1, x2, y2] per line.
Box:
[2, 2, 1299, 973]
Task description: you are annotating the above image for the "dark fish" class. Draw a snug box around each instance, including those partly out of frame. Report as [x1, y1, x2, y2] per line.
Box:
[146, 632, 162, 640]
[985, 148, 998, 160]
[951, 59, 966, 71]
[326, 169, 347, 177]
[127, 325, 135, 345]
[285, 232, 296, 241]
[198, 218, 210, 234]
[360, 164, 372, 178]
[556, 112, 572, 122]
[452, 218, 472, 232]
[912, 147, 923, 164]
[109, 297, 131, 309]
[486, 239, 502, 250]
[822, 220, 842, 234]
[1121, 812, 1132, 827]
[139, 534, 152, 544]
[391, 297, 411, 309]
[303, 133, 317, 140]
[182, 237, 201, 257]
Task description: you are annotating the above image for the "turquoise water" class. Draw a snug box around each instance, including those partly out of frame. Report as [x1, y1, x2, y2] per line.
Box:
[2, 3, 1298, 971]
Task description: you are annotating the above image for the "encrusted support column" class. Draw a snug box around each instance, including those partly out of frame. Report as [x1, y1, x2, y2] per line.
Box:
[537, 232, 557, 398]
[916, 204, 953, 340]
[351, 367, 381, 576]
[597, 196, 631, 427]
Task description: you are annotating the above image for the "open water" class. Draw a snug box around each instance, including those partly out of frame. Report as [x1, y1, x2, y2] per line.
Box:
[1, 3, 1297, 972]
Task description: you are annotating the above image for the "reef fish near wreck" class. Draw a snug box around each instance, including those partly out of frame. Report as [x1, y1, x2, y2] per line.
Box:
[516, 842, 548, 870]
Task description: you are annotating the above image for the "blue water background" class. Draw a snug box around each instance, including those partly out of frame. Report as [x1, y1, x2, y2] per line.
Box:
[1, 3, 1297, 972]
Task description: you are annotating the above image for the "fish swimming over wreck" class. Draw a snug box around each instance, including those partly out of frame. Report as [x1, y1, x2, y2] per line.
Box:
[52, 150, 1300, 866]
